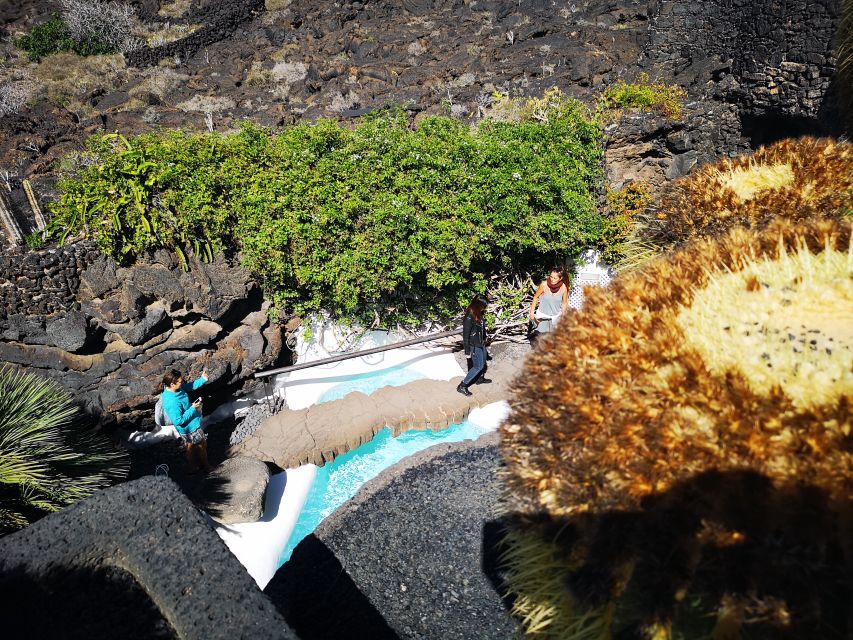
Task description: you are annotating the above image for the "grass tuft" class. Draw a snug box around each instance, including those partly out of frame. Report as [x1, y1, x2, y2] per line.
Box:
[600, 73, 688, 120]
[502, 527, 614, 639]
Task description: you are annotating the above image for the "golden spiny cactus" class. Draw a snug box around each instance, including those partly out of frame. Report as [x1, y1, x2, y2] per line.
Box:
[501, 217, 852, 639]
[646, 137, 852, 247]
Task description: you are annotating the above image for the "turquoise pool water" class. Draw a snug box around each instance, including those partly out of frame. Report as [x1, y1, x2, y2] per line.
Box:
[278, 418, 492, 565]
[317, 365, 425, 403]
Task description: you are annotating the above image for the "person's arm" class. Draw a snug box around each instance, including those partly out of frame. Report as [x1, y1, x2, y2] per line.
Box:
[529, 282, 544, 324]
[178, 401, 200, 427]
[182, 369, 208, 392]
[462, 314, 472, 356]
[164, 396, 200, 430]
[482, 320, 491, 357]
[561, 282, 569, 315]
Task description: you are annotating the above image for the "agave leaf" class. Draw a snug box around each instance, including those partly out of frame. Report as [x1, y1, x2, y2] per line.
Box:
[174, 244, 189, 271]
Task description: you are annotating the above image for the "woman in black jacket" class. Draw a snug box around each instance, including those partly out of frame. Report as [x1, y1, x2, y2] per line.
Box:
[457, 294, 490, 396]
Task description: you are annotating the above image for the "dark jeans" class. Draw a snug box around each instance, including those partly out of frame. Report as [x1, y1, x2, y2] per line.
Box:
[462, 346, 487, 386]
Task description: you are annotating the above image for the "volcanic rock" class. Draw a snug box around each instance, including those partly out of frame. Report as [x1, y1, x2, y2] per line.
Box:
[45, 310, 90, 353]
[203, 456, 271, 524]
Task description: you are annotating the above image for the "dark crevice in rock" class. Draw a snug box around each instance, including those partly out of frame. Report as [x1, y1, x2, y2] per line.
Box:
[739, 111, 826, 149]
[0, 564, 178, 640]
[212, 283, 264, 331]
[74, 323, 109, 356]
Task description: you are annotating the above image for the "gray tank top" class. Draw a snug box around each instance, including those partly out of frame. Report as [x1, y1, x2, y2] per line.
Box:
[538, 288, 563, 317]
[535, 287, 564, 333]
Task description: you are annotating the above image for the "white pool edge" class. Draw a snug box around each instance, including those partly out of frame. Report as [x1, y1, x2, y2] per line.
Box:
[277, 344, 464, 410]
[215, 463, 318, 589]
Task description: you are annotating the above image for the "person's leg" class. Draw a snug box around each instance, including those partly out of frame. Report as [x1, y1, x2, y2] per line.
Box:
[474, 349, 490, 384]
[197, 439, 210, 472]
[186, 442, 199, 473]
[463, 347, 485, 385]
[458, 347, 485, 394]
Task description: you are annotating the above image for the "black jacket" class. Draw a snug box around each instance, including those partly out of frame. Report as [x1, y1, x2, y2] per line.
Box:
[462, 314, 486, 355]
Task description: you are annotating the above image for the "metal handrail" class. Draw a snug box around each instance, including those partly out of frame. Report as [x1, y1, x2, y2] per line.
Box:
[251, 320, 527, 413]
[254, 328, 462, 380]
[254, 328, 463, 410]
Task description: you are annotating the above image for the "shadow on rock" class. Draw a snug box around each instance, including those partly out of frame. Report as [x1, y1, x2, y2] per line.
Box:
[480, 518, 517, 615]
[0, 563, 177, 640]
[264, 534, 398, 640]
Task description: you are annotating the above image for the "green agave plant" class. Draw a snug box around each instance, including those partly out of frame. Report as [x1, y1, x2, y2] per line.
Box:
[0, 366, 128, 534]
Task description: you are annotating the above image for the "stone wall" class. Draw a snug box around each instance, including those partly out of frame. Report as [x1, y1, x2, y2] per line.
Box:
[645, 0, 842, 130]
[0, 243, 283, 426]
[0, 241, 99, 320]
[605, 0, 843, 190]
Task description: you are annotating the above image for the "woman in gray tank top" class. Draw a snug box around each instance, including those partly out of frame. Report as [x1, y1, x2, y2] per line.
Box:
[529, 265, 569, 334]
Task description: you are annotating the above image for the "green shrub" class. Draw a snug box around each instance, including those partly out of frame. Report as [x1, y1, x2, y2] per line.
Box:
[599, 181, 654, 266]
[24, 231, 44, 250]
[601, 72, 688, 119]
[50, 104, 606, 325]
[16, 14, 116, 62]
[0, 366, 128, 534]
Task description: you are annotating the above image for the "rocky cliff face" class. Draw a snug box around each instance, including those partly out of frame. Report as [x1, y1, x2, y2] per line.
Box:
[607, 0, 842, 189]
[1, 0, 843, 223]
[0, 244, 282, 426]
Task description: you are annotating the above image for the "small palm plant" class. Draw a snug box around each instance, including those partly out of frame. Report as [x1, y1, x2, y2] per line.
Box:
[0, 366, 128, 534]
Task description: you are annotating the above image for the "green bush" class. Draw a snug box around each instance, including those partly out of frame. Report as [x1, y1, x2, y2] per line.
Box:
[0, 366, 128, 534]
[601, 72, 688, 119]
[50, 104, 607, 325]
[16, 14, 116, 62]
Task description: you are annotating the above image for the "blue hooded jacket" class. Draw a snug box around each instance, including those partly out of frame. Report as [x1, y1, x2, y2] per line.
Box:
[161, 377, 206, 436]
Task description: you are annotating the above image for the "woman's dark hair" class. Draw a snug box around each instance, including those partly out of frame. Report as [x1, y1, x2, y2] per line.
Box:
[162, 369, 182, 388]
[465, 294, 489, 323]
[548, 264, 570, 288]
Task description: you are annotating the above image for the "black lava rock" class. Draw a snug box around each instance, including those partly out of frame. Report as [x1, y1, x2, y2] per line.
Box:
[0, 477, 297, 639]
[230, 395, 287, 446]
[266, 433, 518, 639]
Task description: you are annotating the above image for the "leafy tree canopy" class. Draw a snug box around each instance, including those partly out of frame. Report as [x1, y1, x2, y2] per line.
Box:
[51, 97, 608, 325]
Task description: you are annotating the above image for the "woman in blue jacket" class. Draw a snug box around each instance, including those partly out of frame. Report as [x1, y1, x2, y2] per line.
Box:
[161, 368, 209, 473]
